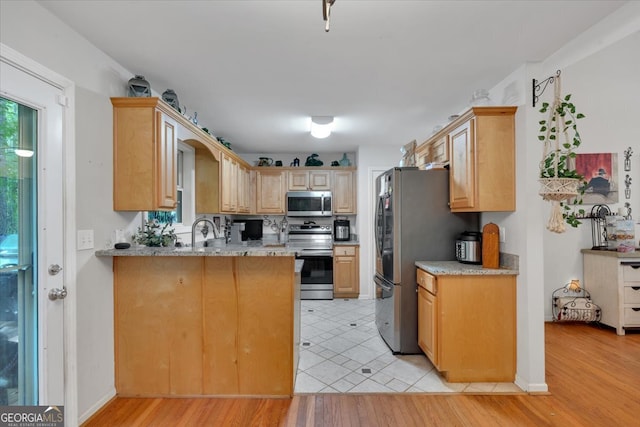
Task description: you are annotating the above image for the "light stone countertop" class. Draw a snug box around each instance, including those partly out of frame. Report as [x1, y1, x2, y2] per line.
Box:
[95, 243, 297, 257]
[580, 248, 640, 258]
[332, 238, 359, 246]
[415, 260, 518, 276]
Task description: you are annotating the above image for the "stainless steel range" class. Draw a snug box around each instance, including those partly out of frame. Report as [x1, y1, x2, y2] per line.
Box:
[288, 223, 333, 300]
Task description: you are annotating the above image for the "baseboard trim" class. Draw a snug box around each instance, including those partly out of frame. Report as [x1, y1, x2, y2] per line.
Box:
[515, 374, 549, 393]
[79, 389, 116, 426]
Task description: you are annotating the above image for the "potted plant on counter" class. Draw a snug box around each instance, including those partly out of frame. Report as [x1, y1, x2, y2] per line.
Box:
[133, 219, 177, 247]
[538, 75, 587, 233]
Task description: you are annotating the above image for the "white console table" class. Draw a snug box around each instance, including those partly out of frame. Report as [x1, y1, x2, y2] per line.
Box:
[582, 249, 640, 335]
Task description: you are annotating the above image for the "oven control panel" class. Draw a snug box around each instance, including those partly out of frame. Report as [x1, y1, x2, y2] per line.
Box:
[288, 224, 332, 234]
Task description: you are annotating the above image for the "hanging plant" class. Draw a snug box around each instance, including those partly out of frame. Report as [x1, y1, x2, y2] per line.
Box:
[538, 75, 587, 233]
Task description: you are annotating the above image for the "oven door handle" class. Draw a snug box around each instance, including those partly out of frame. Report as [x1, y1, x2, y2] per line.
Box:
[297, 250, 333, 257]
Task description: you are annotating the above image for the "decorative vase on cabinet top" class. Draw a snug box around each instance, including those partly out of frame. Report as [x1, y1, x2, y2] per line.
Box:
[127, 75, 151, 97]
[162, 89, 180, 111]
[339, 153, 351, 166]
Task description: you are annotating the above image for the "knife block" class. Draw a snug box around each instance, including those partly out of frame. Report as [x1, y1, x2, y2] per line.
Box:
[482, 223, 500, 269]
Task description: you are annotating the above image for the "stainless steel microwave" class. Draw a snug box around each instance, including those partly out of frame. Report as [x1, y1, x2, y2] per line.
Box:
[286, 191, 332, 217]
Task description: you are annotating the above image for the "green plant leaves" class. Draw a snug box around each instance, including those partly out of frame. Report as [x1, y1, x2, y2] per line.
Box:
[133, 220, 177, 247]
[539, 93, 588, 228]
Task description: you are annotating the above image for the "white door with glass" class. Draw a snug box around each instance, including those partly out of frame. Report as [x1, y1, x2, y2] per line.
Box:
[0, 58, 66, 406]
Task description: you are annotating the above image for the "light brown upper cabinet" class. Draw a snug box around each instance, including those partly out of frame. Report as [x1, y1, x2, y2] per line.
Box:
[112, 97, 253, 214]
[193, 144, 221, 214]
[419, 106, 516, 212]
[220, 153, 238, 213]
[288, 170, 332, 191]
[237, 165, 251, 214]
[333, 170, 357, 214]
[112, 98, 178, 211]
[220, 154, 253, 214]
[256, 170, 287, 214]
[429, 135, 449, 164]
[448, 120, 475, 210]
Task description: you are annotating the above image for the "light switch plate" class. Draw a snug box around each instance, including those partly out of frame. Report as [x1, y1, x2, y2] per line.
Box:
[77, 229, 94, 250]
[499, 226, 506, 243]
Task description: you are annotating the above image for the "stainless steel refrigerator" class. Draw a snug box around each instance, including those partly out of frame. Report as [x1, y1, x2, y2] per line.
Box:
[374, 167, 479, 354]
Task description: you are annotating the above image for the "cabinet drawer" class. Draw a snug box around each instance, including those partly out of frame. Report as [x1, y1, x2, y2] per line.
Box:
[334, 246, 356, 256]
[416, 268, 436, 294]
[622, 263, 640, 281]
[625, 286, 640, 304]
[624, 307, 640, 326]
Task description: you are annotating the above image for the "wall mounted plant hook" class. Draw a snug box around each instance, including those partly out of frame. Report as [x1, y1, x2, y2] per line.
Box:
[532, 70, 561, 107]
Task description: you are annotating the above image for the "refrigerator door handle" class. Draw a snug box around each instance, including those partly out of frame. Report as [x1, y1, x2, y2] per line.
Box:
[374, 196, 384, 257]
[374, 275, 392, 292]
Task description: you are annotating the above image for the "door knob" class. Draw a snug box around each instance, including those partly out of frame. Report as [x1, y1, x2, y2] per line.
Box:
[48, 264, 63, 275]
[48, 287, 68, 301]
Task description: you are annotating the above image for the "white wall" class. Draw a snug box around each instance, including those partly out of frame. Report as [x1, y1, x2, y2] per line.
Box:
[1, 1, 137, 421]
[483, 3, 640, 391]
[540, 30, 640, 319]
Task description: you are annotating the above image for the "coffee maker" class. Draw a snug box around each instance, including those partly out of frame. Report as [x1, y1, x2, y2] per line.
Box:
[333, 218, 350, 241]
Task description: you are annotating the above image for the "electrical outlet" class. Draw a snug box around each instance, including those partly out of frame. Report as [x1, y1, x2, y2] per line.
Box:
[77, 229, 94, 250]
[499, 226, 506, 243]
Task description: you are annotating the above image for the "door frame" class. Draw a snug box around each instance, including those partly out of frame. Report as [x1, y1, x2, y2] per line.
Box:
[1, 43, 77, 425]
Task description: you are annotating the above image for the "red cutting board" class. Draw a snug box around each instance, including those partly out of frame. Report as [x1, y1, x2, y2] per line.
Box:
[482, 223, 500, 269]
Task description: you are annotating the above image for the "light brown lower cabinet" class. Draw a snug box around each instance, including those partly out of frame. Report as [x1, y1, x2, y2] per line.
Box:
[333, 245, 359, 298]
[114, 256, 298, 397]
[417, 268, 516, 382]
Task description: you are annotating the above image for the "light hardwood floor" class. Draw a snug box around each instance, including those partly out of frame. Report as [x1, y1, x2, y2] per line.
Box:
[83, 323, 640, 426]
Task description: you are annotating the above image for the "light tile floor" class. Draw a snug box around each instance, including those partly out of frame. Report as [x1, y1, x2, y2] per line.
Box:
[295, 299, 523, 394]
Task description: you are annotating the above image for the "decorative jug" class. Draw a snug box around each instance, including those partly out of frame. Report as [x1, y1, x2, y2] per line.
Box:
[162, 89, 180, 111]
[127, 75, 151, 97]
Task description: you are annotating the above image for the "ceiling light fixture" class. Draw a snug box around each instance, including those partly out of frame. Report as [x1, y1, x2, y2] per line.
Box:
[310, 116, 334, 139]
[14, 148, 34, 158]
[322, 0, 336, 32]
[2, 146, 34, 158]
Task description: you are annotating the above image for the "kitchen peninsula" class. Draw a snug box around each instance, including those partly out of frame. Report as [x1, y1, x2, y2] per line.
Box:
[95, 245, 301, 397]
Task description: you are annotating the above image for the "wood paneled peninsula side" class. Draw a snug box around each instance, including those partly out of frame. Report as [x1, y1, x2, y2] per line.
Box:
[95, 246, 301, 397]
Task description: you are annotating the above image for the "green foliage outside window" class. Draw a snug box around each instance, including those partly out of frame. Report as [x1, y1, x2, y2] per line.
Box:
[0, 98, 19, 236]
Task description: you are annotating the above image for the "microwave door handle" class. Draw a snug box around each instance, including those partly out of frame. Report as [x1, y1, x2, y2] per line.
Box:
[323, 193, 329, 216]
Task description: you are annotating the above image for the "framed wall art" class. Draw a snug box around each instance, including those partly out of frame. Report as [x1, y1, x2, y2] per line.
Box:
[575, 153, 619, 205]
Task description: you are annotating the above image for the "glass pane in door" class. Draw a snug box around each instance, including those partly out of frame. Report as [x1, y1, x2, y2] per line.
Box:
[0, 97, 38, 405]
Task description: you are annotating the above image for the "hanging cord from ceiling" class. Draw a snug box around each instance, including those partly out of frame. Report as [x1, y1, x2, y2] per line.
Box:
[323, 0, 336, 32]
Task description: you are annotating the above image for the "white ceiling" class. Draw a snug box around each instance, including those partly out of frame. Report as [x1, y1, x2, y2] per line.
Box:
[39, 0, 625, 154]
